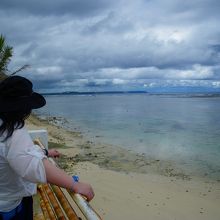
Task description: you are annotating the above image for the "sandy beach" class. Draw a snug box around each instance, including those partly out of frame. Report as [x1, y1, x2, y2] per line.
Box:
[26, 114, 220, 220]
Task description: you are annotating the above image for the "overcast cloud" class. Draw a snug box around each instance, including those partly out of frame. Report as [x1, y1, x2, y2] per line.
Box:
[0, 0, 220, 92]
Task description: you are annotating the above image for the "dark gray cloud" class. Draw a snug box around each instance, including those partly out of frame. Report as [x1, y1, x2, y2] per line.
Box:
[0, 0, 220, 92]
[0, 0, 111, 17]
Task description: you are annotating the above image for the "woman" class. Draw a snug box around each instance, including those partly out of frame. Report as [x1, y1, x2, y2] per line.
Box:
[0, 76, 94, 220]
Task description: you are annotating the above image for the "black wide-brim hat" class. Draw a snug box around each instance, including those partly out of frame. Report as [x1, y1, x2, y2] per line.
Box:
[0, 76, 46, 112]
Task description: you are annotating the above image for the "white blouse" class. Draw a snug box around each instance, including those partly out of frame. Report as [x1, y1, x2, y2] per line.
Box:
[0, 124, 47, 212]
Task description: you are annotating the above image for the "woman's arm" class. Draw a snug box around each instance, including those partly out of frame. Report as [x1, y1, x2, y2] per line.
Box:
[42, 159, 94, 201]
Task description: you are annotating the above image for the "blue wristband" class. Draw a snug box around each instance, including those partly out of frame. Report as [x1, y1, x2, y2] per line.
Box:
[43, 148, 49, 157]
[72, 175, 79, 182]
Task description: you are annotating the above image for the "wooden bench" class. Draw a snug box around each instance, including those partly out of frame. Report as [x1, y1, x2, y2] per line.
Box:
[33, 138, 102, 220]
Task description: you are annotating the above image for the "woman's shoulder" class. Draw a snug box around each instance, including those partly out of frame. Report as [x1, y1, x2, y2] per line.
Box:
[12, 125, 30, 139]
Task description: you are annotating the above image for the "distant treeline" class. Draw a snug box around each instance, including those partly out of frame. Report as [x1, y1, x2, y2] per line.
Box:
[42, 91, 220, 97]
[42, 91, 149, 96]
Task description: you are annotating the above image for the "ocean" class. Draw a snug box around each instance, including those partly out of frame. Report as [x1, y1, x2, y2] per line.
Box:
[35, 93, 220, 180]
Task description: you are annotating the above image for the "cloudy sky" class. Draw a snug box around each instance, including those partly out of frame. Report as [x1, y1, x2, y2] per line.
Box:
[1, 0, 220, 92]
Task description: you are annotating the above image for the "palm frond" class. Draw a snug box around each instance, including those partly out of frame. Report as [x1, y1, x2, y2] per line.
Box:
[0, 34, 30, 78]
[0, 35, 13, 73]
[10, 64, 30, 75]
[0, 35, 5, 52]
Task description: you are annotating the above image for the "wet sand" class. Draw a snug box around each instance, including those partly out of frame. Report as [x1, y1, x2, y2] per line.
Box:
[27, 114, 220, 220]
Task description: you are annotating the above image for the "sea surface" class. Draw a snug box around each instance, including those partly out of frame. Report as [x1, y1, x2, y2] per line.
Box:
[35, 93, 220, 180]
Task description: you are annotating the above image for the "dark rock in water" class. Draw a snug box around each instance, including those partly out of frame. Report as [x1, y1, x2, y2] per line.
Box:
[171, 123, 185, 131]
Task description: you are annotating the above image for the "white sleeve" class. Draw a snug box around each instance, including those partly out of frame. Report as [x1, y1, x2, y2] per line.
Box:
[6, 127, 47, 183]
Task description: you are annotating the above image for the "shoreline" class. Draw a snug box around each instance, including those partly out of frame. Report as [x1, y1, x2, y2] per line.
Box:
[26, 114, 220, 220]
[28, 114, 192, 180]
[28, 113, 219, 182]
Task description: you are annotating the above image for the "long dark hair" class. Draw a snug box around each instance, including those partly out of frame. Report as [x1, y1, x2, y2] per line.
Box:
[0, 109, 31, 140]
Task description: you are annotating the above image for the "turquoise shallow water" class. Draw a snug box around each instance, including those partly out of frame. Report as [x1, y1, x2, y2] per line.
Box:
[35, 94, 220, 180]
